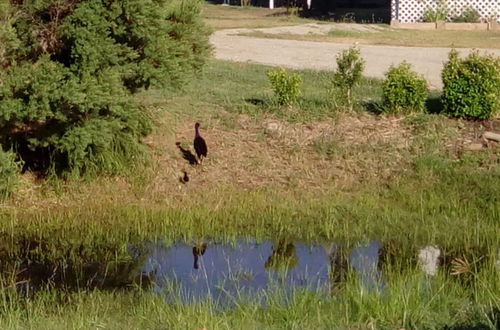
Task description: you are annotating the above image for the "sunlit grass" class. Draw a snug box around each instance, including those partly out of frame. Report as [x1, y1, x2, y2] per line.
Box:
[202, 3, 313, 30]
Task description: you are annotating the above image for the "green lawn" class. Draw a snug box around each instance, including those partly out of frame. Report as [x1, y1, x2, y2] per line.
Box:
[203, 4, 313, 30]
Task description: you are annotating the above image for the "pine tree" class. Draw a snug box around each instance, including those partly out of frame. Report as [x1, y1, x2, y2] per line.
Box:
[0, 0, 211, 176]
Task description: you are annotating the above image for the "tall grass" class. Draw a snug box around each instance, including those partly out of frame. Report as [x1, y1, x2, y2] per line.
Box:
[2, 152, 498, 253]
[0, 256, 498, 329]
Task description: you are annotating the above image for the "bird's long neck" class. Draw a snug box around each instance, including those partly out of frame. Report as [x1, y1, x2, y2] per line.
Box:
[195, 127, 200, 138]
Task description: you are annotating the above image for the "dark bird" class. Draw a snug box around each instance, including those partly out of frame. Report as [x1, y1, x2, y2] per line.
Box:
[176, 142, 198, 165]
[193, 122, 208, 164]
[192, 243, 207, 270]
[179, 170, 189, 184]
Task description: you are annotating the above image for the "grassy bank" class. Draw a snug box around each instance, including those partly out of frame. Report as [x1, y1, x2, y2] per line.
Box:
[2, 157, 499, 248]
[2, 60, 498, 245]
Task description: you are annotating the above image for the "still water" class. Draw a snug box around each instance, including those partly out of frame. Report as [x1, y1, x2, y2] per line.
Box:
[134, 239, 382, 303]
[8, 237, 464, 305]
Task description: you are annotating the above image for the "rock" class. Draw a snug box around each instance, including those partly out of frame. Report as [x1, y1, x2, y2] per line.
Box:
[484, 131, 500, 142]
[265, 122, 280, 134]
[418, 245, 441, 276]
[465, 143, 483, 151]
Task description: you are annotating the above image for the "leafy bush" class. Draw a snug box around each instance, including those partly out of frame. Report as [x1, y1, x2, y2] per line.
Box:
[441, 50, 500, 119]
[0, 0, 211, 177]
[382, 62, 428, 114]
[453, 6, 481, 23]
[267, 67, 302, 106]
[0, 149, 21, 199]
[422, 5, 449, 22]
[332, 47, 365, 110]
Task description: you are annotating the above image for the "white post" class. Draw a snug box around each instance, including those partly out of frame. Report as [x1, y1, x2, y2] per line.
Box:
[307, 0, 311, 9]
[269, 0, 274, 9]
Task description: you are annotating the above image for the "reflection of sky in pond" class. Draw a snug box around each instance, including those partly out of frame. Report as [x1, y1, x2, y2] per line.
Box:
[350, 241, 383, 290]
[138, 239, 382, 304]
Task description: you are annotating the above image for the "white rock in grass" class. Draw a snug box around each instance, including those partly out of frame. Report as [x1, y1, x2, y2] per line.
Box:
[265, 122, 280, 134]
[418, 245, 441, 276]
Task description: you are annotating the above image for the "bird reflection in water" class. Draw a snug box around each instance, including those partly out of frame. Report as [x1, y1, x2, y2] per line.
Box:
[327, 245, 349, 295]
[192, 243, 208, 270]
[265, 239, 298, 271]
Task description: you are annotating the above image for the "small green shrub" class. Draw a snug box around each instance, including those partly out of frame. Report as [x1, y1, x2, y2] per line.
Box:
[382, 62, 428, 114]
[267, 67, 302, 106]
[453, 6, 481, 23]
[422, 5, 449, 22]
[441, 50, 500, 119]
[332, 47, 365, 110]
[0, 149, 21, 199]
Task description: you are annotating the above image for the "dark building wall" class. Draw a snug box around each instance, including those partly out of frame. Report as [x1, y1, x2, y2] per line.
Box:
[309, 0, 391, 22]
[311, 0, 390, 10]
[206, 0, 295, 5]
[207, 0, 391, 12]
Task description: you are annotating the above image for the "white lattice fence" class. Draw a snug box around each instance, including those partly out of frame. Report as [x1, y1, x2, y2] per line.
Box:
[392, 0, 500, 22]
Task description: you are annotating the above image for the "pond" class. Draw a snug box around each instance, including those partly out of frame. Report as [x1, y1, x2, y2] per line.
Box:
[135, 239, 382, 304]
[3, 237, 494, 305]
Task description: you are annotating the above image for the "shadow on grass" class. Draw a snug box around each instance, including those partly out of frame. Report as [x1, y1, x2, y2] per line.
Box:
[245, 98, 266, 106]
[426, 93, 444, 114]
[299, 7, 391, 23]
[360, 100, 384, 115]
[176, 142, 198, 165]
[442, 307, 499, 330]
[244, 97, 334, 122]
[359, 93, 444, 116]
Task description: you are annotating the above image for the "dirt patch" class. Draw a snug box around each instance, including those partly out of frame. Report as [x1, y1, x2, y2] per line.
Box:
[9, 113, 499, 210]
[227, 23, 388, 36]
[144, 113, 414, 201]
[451, 118, 500, 156]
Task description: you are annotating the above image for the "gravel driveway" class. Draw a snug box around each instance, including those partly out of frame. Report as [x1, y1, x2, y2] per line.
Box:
[211, 24, 500, 89]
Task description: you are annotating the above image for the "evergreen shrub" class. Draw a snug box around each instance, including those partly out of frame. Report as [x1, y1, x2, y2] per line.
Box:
[0, 0, 211, 176]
